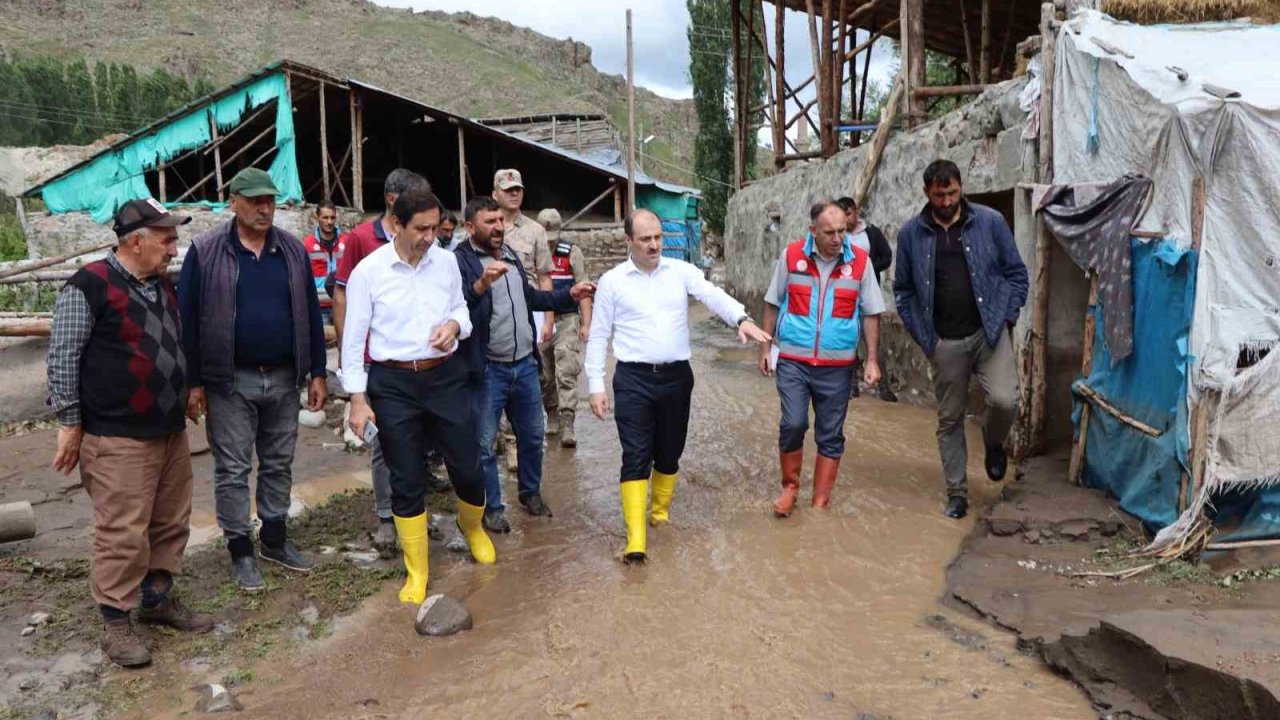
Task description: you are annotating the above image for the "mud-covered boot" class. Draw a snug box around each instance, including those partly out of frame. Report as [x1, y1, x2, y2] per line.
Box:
[137, 597, 214, 633]
[393, 513, 429, 605]
[559, 410, 577, 448]
[620, 480, 648, 564]
[811, 454, 841, 509]
[101, 617, 151, 668]
[372, 518, 398, 559]
[456, 499, 497, 565]
[773, 449, 803, 517]
[545, 410, 561, 436]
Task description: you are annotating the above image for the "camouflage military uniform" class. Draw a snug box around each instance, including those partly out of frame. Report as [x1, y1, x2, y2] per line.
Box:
[537, 210, 590, 447]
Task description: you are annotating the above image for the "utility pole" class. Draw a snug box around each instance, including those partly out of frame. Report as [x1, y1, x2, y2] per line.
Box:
[626, 8, 637, 213]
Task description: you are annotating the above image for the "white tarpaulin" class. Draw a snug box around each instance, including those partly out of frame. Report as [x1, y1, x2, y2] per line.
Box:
[1050, 11, 1280, 544]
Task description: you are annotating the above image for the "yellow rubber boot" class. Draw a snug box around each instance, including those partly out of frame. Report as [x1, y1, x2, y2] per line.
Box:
[455, 499, 497, 565]
[393, 513, 429, 605]
[621, 480, 649, 563]
[649, 470, 677, 526]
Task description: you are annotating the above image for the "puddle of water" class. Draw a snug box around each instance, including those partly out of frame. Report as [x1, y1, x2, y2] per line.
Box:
[185, 470, 372, 549]
[141, 310, 1093, 720]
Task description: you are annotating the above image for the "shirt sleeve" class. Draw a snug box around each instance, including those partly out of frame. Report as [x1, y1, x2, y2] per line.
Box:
[763, 248, 788, 307]
[445, 255, 473, 341]
[570, 245, 589, 283]
[584, 274, 615, 395]
[858, 259, 886, 316]
[533, 226, 553, 277]
[177, 245, 203, 387]
[339, 262, 374, 394]
[46, 285, 94, 426]
[334, 235, 363, 287]
[683, 262, 746, 326]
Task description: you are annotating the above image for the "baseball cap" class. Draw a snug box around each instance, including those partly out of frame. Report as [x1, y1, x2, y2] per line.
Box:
[494, 169, 524, 190]
[112, 198, 192, 237]
[227, 167, 280, 198]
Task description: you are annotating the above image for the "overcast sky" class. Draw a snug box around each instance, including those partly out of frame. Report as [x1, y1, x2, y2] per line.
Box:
[379, 1, 895, 98]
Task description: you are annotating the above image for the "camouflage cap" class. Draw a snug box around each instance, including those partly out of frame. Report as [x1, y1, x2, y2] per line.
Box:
[493, 168, 524, 190]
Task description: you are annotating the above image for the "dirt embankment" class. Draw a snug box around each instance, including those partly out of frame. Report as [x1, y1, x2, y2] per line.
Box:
[947, 454, 1280, 720]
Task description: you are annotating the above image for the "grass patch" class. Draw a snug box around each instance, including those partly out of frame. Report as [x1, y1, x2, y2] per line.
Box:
[0, 282, 57, 312]
[0, 214, 26, 262]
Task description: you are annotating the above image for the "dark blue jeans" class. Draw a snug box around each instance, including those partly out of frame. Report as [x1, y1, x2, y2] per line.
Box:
[477, 355, 546, 511]
[775, 358, 853, 458]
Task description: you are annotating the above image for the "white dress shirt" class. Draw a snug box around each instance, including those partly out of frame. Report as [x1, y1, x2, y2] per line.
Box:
[340, 242, 472, 394]
[585, 256, 747, 394]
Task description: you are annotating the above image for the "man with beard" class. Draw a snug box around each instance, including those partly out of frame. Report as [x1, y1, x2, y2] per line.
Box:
[893, 160, 1028, 519]
[453, 197, 594, 532]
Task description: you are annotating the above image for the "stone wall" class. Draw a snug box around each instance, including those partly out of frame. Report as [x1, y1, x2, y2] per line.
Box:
[560, 225, 628, 279]
[723, 78, 1034, 399]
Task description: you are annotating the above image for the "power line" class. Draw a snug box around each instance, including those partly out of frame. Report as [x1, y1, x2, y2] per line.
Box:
[638, 151, 735, 189]
[0, 98, 159, 125]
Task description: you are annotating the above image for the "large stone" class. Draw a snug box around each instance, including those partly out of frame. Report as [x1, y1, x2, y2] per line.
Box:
[414, 594, 473, 637]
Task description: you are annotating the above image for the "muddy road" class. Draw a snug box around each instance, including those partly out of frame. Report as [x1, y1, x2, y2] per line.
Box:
[110, 309, 1087, 720]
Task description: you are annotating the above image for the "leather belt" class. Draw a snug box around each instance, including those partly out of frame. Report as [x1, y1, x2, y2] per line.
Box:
[619, 360, 689, 373]
[377, 356, 450, 372]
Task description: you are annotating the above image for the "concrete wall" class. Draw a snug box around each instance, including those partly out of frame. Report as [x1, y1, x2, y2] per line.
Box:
[723, 78, 1032, 398]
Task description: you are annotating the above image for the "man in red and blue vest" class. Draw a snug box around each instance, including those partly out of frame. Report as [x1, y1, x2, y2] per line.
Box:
[301, 200, 345, 325]
[758, 201, 886, 517]
[48, 198, 214, 668]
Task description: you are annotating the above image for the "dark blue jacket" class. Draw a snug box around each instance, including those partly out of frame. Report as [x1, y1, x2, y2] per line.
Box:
[893, 202, 1028, 356]
[453, 240, 577, 382]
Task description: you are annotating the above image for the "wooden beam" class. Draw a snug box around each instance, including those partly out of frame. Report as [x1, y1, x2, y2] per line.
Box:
[821, 0, 835, 153]
[209, 115, 225, 203]
[1074, 380, 1162, 437]
[458, 125, 468, 210]
[215, 124, 276, 173]
[158, 164, 167, 203]
[805, 0, 824, 151]
[0, 240, 117, 281]
[843, 0, 880, 24]
[858, 20, 874, 123]
[841, 18, 897, 62]
[327, 145, 352, 208]
[757, 0, 778, 134]
[834, 0, 847, 153]
[853, 72, 904, 207]
[1037, 2, 1056, 183]
[351, 89, 364, 211]
[997, 0, 1018, 77]
[319, 82, 331, 200]
[902, 0, 926, 126]
[745, 0, 757, 178]
[614, 185, 622, 223]
[785, 97, 820, 130]
[778, 150, 827, 162]
[0, 321, 51, 338]
[913, 83, 990, 97]
[1067, 274, 1099, 484]
[959, 0, 978, 84]
[563, 181, 621, 229]
[201, 103, 274, 158]
[774, 0, 787, 168]
[1027, 212, 1053, 456]
[980, 0, 992, 83]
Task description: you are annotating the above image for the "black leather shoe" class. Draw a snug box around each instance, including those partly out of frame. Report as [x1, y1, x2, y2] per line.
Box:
[944, 496, 969, 519]
[520, 493, 553, 517]
[878, 380, 899, 403]
[985, 443, 1008, 481]
[483, 508, 512, 534]
[259, 540, 313, 573]
[231, 555, 265, 592]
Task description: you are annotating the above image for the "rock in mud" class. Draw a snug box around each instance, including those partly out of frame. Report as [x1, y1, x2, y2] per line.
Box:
[298, 605, 320, 626]
[344, 550, 380, 564]
[22, 625, 36, 637]
[29, 711, 57, 720]
[414, 595, 473, 637]
[195, 683, 243, 713]
[28, 611, 51, 626]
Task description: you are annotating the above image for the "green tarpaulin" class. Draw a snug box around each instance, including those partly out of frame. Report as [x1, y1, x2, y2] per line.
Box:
[40, 72, 301, 222]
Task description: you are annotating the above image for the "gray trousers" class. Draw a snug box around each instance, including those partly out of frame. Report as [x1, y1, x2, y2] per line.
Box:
[206, 366, 300, 540]
[929, 328, 1018, 499]
[369, 438, 393, 521]
[776, 358, 853, 458]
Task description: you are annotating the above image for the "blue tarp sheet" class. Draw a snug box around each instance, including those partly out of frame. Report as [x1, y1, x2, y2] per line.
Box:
[1076, 239, 1195, 531]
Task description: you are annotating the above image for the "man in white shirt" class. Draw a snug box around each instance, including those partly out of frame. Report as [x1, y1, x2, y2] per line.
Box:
[758, 201, 885, 517]
[586, 209, 771, 563]
[340, 187, 497, 608]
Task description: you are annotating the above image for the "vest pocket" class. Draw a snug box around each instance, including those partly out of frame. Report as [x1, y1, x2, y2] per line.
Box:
[786, 283, 812, 316]
[831, 288, 859, 319]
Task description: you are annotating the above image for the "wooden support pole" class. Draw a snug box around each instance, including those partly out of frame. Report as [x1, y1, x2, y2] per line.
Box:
[902, 0, 926, 127]
[209, 115, 225, 203]
[959, 0, 978, 84]
[1074, 381, 1162, 437]
[0, 321, 52, 337]
[841, 19, 897, 62]
[458, 125, 468, 210]
[1038, 2, 1056, 183]
[319, 81, 331, 200]
[912, 83, 991, 98]
[200, 104, 274, 158]
[1027, 211, 1053, 456]
[351, 90, 364, 211]
[853, 73, 904, 207]
[0, 240, 117, 281]
[216, 124, 276, 172]
[821, 0, 835, 153]
[563, 181, 621, 229]
[775, 0, 786, 168]
[997, 0, 1018, 77]
[778, 150, 828, 162]
[1067, 274, 1099, 484]
[805, 0, 824, 151]
[614, 185, 623, 223]
[980, 0, 992, 84]
[158, 164, 167, 203]
[835, 0, 848, 152]
[744, 0, 757, 179]
[858, 21, 874, 121]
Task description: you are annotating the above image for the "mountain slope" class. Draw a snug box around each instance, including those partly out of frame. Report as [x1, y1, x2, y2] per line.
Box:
[0, 0, 696, 185]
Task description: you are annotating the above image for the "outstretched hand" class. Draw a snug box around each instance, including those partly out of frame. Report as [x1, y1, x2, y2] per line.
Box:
[737, 320, 771, 345]
[569, 281, 596, 302]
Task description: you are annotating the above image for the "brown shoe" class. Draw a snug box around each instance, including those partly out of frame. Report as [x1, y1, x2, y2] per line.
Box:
[559, 410, 576, 448]
[101, 617, 151, 668]
[137, 597, 215, 633]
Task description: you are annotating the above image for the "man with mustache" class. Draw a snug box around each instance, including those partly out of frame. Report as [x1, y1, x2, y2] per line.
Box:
[893, 160, 1028, 519]
[179, 168, 328, 590]
[453, 197, 594, 533]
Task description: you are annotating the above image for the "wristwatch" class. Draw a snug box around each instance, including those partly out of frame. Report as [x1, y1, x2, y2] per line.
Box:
[735, 314, 751, 327]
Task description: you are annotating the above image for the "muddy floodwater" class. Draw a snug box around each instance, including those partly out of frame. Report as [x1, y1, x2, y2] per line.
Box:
[142, 311, 1093, 720]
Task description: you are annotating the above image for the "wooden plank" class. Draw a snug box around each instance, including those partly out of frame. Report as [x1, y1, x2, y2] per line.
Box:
[0, 240, 117, 281]
[902, 0, 925, 126]
[563, 181, 621, 229]
[775, 0, 786, 168]
[209, 115, 225, 203]
[805, 0, 824, 151]
[853, 72, 904, 207]
[614, 185, 622, 223]
[0, 321, 50, 337]
[959, 0, 978, 84]
[1074, 381, 1162, 437]
[980, 0, 992, 83]
[732, 0, 744, 188]
[834, 0, 847, 152]
[1068, 274, 1099, 484]
[841, 18, 897, 62]
[319, 82, 330, 200]
[158, 164, 167, 203]
[1028, 211, 1053, 456]
[1038, 2, 1056, 183]
[458, 125, 468, 210]
[351, 89, 364, 211]
[821, 0, 835, 152]
[913, 83, 990, 97]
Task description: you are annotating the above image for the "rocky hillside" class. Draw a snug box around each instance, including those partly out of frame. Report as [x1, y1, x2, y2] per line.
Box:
[0, 0, 696, 185]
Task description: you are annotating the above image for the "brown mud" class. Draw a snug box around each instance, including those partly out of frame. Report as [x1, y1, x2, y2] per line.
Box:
[948, 454, 1280, 720]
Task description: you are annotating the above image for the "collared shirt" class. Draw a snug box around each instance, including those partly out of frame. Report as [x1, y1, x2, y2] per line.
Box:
[47, 251, 162, 426]
[339, 241, 472, 394]
[334, 214, 393, 287]
[476, 242, 535, 362]
[503, 213, 552, 288]
[585, 256, 747, 394]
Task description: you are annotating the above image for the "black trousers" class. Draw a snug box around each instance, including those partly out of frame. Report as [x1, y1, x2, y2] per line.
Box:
[613, 361, 695, 482]
[366, 356, 485, 515]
